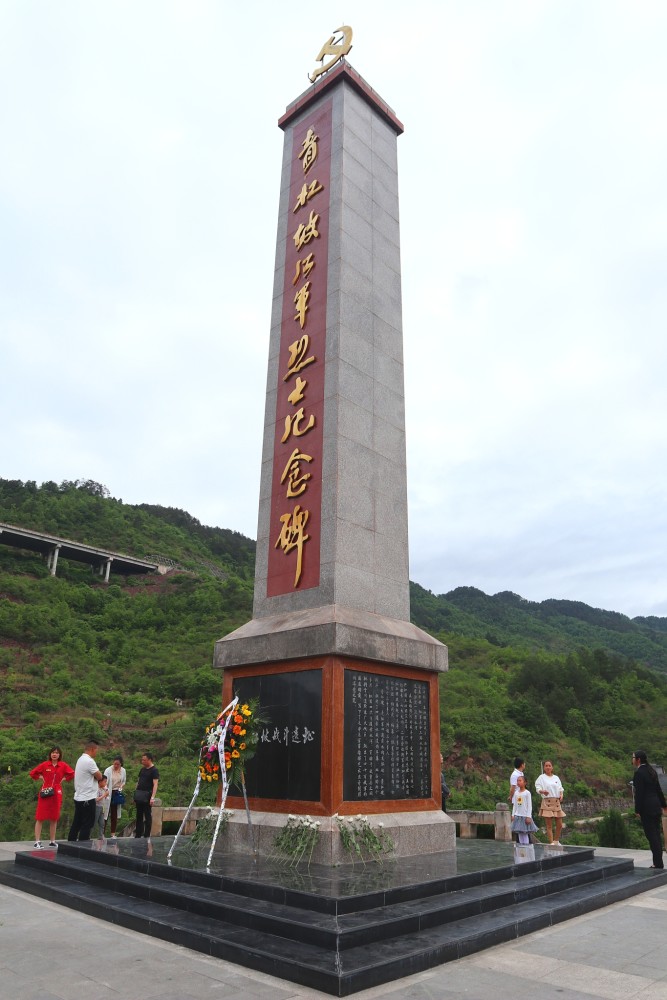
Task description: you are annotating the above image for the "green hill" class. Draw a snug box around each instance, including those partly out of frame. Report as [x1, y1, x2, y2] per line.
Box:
[0, 478, 255, 840]
[1, 478, 666, 840]
[411, 583, 667, 672]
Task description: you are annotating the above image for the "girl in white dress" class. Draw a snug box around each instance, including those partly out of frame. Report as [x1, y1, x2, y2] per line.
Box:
[511, 775, 538, 844]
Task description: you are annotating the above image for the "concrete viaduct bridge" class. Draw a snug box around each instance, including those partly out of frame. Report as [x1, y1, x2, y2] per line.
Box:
[0, 521, 166, 582]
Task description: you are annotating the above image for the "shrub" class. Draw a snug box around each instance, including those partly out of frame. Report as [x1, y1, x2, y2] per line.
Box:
[597, 809, 630, 848]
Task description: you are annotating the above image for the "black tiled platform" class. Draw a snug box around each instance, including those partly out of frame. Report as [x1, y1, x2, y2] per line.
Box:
[1, 838, 665, 996]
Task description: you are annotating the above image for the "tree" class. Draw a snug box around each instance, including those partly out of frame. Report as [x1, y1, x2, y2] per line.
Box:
[597, 809, 630, 848]
[564, 708, 591, 744]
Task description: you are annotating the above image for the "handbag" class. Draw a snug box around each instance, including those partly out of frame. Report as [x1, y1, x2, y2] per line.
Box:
[111, 790, 126, 806]
[133, 789, 151, 804]
[39, 786, 55, 798]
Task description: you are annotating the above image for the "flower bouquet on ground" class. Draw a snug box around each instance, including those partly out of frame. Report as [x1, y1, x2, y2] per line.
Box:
[335, 813, 394, 864]
[273, 814, 322, 867]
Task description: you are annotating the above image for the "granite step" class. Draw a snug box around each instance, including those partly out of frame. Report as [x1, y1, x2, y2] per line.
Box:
[8, 849, 637, 951]
[53, 838, 599, 912]
[1, 850, 665, 996]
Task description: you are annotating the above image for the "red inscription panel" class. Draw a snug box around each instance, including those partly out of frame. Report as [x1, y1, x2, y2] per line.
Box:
[267, 100, 332, 597]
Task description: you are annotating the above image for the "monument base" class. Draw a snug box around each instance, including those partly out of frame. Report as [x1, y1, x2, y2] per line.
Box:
[218, 809, 455, 864]
[215, 605, 448, 673]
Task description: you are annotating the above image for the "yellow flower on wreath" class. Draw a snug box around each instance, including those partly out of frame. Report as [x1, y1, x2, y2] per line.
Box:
[231, 750, 240, 759]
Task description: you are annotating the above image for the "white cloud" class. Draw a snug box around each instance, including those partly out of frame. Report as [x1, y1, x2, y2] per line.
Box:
[1, 1, 666, 618]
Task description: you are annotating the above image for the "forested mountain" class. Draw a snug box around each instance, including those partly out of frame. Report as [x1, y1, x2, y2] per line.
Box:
[1, 478, 666, 840]
[411, 584, 667, 672]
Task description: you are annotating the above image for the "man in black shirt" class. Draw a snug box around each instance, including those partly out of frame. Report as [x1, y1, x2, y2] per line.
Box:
[133, 752, 159, 838]
[632, 750, 667, 868]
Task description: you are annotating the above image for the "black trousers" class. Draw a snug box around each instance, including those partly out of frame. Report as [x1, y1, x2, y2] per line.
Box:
[135, 800, 153, 838]
[640, 813, 664, 867]
[68, 798, 96, 841]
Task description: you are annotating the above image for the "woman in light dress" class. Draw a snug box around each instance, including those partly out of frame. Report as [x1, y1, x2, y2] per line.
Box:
[103, 755, 127, 838]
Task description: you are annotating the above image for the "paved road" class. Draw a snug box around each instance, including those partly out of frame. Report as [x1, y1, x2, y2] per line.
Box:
[1, 841, 666, 1000]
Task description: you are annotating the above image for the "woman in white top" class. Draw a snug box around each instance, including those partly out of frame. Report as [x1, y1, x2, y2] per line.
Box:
[103, 756, 127, 838]
[535, 760, 565, 845]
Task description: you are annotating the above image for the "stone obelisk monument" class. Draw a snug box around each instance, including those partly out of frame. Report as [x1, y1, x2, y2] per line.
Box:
[214, 30, 452, 860]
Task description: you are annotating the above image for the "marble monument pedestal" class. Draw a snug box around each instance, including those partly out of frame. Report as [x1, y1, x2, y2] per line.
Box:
[218, 809, 455, 864]
[217, 609, 452, 860]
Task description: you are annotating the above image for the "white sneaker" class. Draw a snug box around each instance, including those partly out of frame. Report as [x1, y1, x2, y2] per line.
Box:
[34, 842, 43, 849]
[552, 840, 560, 846]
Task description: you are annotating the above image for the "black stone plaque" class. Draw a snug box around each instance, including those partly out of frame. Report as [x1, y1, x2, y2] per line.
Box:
[233, 670, 322, 802]
[343, 670, 431, 801]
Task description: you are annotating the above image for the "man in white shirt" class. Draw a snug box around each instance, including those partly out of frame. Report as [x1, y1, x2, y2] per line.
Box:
[67, 739, 103, 841]
[508, 757, 525, 802]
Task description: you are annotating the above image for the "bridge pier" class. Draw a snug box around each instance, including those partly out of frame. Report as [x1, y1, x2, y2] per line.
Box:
[47, 544, 61, 576]
[98, 557, 112, 583]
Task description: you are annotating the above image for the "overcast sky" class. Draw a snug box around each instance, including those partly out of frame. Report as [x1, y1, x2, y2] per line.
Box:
[2, 1, 666, 619]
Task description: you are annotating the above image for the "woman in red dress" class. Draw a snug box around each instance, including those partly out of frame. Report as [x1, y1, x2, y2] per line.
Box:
[30, 746, 75, 848]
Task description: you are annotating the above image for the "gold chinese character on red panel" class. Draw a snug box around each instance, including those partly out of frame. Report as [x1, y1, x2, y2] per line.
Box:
[293, 179, 324, 213]
[275, 505, 310, 586]
[293, 253, 315, 285]
[281, 406, 315, 443]
[280, 447, 313, 498]
[287, 376, 307, 405]
[293, 211, 320, 251]
[283, 336, 315, 380]
[298, 128, 319, 174]
[293, 281, 311, 329]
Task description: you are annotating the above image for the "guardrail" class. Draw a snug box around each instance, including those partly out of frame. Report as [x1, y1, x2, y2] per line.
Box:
[150, 803, 211, 836]
[146, 801, 667, 844]
[447, 803, 512, 841]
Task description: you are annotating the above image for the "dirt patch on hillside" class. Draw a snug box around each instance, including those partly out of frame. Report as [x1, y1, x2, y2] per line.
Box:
[120, 570, 194, 596]
[0, 637, 41, 663]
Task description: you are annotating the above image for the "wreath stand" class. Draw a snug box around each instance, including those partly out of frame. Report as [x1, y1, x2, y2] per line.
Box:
[167, 696, 240, 868]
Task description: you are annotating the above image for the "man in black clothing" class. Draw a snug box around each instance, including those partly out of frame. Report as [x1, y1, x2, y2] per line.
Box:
[133, 752, 159, 838]
[632, 749, 667, 869]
